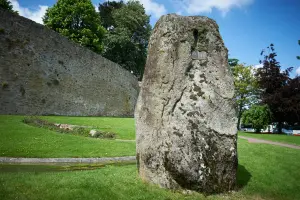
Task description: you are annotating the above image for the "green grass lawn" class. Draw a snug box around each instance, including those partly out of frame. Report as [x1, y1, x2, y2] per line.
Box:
[239, 131, 300, 145]
[1, 115, 300, 199]
[0, 115, 135, 158]
[1, 139, 299, 200]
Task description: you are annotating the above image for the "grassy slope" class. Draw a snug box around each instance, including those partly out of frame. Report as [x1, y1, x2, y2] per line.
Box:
[1, 139, 300, 200]
[239, 131, 300, 145]
[0, 115, 135, 158]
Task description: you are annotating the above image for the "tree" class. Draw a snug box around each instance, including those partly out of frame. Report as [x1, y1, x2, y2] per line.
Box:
[99, 0, 124, 29]
[256, 44, 294, 132]
[242, 105, 272, 133]
[228, 58, 239, 68]
[277, 76, 300, 124]
[43, 0, 106, 54]
[0, 0, 15, 12]
[99, 0, 151, 79]
[232, 63, 259, 130]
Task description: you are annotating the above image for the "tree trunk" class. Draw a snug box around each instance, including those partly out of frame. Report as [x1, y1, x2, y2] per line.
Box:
[237, 102, 243, 130]
[278, 122, 283, 134]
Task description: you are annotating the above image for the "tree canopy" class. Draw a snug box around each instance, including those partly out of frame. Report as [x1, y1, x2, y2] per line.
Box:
[99, 0, 124, 29]
[0, 0, 15, 12]
[242, 105, 272, 133]
[256, 44, 300, 129]
[99, 0, 151, 79]
[232, 63, 259, 129]
[43, 0, 106, 54]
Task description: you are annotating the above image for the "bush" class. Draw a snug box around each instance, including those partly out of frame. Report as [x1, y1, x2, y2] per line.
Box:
[23, 117, 116, 139]
[242, 105, 272, 133]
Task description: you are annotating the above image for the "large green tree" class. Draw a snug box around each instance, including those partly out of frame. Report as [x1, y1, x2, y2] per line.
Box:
[43, 0, 106, 54]
[242, 105, 272, 133]
[99, 0, 124, 29]
[99, 0, 151, 79]
[230, 61, 259, 130]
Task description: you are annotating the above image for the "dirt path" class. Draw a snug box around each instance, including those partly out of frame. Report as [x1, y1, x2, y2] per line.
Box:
[0, 156, 136, 164]
[239, 136, 300, 150]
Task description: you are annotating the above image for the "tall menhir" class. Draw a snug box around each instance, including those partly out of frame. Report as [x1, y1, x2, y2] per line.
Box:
[135, 14, 238, 194]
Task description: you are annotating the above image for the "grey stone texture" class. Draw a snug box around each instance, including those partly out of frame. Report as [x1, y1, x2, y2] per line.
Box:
[135, 14, 238, 194]
[0, 9, 139, 116]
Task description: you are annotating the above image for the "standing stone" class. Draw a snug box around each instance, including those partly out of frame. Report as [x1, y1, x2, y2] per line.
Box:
[135, 14, 238, 194]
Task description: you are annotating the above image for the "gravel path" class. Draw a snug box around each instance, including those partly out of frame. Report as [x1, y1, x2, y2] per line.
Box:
[239, 136, 300, 150]
[0, 156, 136, 164]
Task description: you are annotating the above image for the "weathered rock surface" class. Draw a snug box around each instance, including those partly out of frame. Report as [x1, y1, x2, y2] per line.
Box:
[135, 14, 238, 194]
[89, 129, 100, 137]
[0, 8, 138, 116]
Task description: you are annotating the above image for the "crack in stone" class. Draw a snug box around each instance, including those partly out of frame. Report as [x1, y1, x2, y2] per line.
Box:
[171, 86, 186, 113]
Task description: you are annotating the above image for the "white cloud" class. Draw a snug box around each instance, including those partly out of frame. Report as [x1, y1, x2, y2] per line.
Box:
[10, 0, 48, 24]
[173, 0, 254, 15]
[253, 63, 263, 69]
[296, 67, 300, 75]
[94, 4, 98, 12]
[138, 0, 167, 18]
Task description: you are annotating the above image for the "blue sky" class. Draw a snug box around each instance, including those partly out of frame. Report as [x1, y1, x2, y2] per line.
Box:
[9, 0, 300, 76]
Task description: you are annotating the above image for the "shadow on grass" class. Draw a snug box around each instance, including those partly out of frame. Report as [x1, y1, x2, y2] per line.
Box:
[236, 164, 252, 190]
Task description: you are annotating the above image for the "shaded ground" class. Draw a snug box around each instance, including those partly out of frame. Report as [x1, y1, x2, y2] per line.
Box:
[239, 136, 300, 149]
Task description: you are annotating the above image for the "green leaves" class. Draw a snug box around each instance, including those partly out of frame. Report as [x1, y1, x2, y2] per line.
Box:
[231, 62, 260, 129]
[43, 0, 106, 54]
[100, 0, 151, 79]
[242, 105, 272, 132]
[0, 0, 13, 11]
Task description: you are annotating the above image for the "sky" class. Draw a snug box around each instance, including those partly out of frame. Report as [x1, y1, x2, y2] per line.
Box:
[8, 0, 300, 77]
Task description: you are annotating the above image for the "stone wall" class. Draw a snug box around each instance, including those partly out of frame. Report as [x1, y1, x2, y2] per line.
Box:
[0, 8, 139, 116]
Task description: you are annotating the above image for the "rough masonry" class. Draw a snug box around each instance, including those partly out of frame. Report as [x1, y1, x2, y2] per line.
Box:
[135, 14, 238, 193]
[0, 8, 139, 116]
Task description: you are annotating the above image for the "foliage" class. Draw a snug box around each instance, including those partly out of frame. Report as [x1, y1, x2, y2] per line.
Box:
[256, 44, 299, 127]
[228, 58, 239, 67]
[242, 105, 272, 133]
[0, 0, 15, 12]
[42, 115, 135, 140]
[43, 0, 106, 54]
[23, 116, 116, 139]
[231, 61, 259, 129]
[99, 0, 152, 79]
[99, 0, 124, 29]
[23, 116, 90, 137]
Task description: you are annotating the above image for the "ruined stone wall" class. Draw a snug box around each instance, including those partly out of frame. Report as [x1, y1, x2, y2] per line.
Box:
[0, 9, 139, 116]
